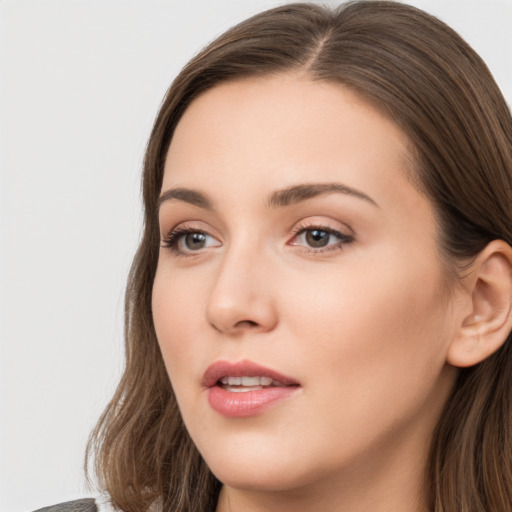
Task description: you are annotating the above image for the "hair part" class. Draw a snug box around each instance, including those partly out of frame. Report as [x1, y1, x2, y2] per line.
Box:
[87, 2, 512, 511]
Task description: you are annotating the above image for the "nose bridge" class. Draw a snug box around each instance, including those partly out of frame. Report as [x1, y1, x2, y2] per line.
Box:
[205, 233, 277, 333]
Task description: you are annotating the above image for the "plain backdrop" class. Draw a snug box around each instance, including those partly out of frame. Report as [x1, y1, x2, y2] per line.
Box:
[1, 1, 511, 510]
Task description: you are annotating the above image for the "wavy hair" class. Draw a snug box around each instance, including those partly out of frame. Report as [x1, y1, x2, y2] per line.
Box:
[86, 2, 512, 511]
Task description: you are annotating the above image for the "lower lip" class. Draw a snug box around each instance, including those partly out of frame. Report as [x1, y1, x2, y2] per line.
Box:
[207, 385, 299, 418]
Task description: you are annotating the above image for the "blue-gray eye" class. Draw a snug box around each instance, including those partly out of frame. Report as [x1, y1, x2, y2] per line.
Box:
[183, 232, 208, 250]
[161, 228, 221, 255]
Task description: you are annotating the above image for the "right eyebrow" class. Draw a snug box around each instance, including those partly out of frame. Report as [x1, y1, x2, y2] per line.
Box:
[157, 187, 213, 211]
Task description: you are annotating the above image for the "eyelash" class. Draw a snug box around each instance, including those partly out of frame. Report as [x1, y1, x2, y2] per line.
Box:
[160, 223, 354, 258]
[160, 225, 213, 258]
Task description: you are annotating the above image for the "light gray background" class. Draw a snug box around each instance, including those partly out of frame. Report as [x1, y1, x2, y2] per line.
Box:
[1, 1, 511, 511]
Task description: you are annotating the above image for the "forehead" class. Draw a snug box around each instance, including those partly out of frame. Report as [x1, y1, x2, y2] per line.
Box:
[162, 74, 417, 212]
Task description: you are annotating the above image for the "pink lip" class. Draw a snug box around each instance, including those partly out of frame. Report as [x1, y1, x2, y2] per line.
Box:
[203, 360, 300, 418]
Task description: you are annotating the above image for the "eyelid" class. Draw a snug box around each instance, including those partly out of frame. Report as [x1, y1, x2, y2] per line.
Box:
[289, 217, 354, 238]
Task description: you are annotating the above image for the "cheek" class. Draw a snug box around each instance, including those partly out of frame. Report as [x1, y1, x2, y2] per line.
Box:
[281, 251, 451, 405]
[151, 265, 205, 384]
[274, 261, 453, 465]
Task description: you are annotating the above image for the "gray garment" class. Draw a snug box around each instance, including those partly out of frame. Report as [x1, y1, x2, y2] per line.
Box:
[32, 498, 98, 512]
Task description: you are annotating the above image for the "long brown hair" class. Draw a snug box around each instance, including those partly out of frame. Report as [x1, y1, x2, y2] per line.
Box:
[86, 2, 512, 511]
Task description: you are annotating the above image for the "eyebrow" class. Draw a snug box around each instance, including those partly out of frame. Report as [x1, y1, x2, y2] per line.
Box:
[157, 182, 379, 211]
[268, 183, 379, 208]
[157, 187, 213, 210]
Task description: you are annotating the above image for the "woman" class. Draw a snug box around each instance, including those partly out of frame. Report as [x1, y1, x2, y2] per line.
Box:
[36, 1, 512, 511]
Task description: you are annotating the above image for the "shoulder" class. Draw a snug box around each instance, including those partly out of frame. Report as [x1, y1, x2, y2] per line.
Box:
[32, 498, 110, 512]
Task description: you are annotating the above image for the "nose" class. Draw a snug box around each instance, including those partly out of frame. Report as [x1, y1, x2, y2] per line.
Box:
[205, 245, 278, 335]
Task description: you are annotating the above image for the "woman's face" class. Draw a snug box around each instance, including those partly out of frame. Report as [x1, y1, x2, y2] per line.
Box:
[152, 75, 459, 501]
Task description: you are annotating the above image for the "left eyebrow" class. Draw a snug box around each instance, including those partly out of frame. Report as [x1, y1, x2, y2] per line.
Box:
[268, 183, 379, 208]
[157, 187, 213, 210]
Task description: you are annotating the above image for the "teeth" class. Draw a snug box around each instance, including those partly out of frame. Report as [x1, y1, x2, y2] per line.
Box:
[219, 376, 282, 387]
[242, 376, 259, 386]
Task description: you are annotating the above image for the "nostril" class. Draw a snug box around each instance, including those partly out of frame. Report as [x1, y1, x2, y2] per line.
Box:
[235, 320, 259, 328]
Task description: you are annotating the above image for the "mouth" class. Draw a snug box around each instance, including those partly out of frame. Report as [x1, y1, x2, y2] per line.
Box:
[202, 360, 300, 417]
[218, 375, 288, 392]
[202, 359, 300, 389]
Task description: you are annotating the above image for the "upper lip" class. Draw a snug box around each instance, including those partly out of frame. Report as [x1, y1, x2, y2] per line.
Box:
[202, 360, 300, 388]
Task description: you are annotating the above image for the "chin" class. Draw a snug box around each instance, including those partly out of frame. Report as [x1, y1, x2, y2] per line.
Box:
[210, 462, 308, 493]
[200, 439, 325, 494]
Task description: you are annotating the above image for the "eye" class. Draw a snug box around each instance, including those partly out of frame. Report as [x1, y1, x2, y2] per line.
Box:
[302, 229, 334, 248]
[289, 225, 353, 253]
[161, 227, 221, 256]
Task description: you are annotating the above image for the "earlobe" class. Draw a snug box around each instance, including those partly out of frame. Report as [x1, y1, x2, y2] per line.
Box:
[447, 240, 512, 368]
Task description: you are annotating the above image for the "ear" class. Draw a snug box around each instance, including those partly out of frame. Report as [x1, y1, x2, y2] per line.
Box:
[447, 240, 512, 368]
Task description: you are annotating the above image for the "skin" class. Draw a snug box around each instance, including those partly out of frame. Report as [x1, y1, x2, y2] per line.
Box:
[152, 74, 463, 512]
